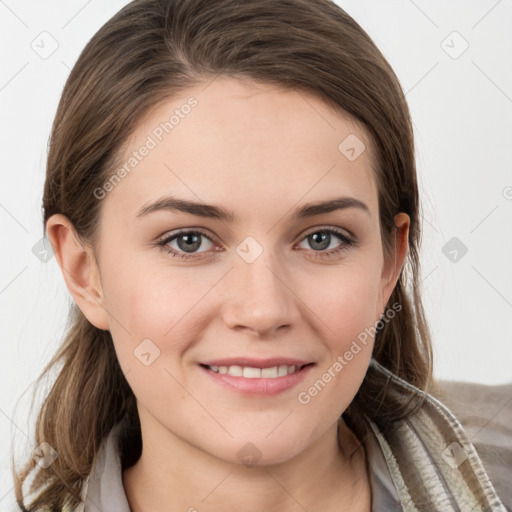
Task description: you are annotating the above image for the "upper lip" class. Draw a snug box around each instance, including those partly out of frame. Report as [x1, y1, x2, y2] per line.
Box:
[200, 357, 314, 369]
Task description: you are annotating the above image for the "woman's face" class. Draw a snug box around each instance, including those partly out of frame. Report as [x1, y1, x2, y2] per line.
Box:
[77, 76, 407, 465]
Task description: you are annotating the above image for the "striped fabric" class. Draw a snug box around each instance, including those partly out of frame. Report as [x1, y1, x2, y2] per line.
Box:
[363, 358, 511, 511]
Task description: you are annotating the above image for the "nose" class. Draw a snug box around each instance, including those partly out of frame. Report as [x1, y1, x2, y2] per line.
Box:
[220, 245, 299, 338]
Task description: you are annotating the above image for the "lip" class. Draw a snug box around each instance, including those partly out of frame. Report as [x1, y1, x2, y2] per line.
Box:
[198, 360, 315, 396]
[200, 357, 313, 368]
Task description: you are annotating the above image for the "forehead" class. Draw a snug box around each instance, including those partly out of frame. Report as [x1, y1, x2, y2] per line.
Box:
[101, 76, 378, 223]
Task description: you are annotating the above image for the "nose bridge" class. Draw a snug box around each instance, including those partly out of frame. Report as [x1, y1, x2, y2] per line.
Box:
[223, 234, 296, 334]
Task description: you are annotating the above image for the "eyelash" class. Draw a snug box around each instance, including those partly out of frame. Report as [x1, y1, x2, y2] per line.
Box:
[156, 227, 356, 260]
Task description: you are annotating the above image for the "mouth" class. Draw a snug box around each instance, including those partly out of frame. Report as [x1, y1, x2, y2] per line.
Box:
[199, 362, 314, 379]
[198, 359, 315, 396]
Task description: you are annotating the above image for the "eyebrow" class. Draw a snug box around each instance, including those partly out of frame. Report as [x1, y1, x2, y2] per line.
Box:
[136, 195, 371, 222]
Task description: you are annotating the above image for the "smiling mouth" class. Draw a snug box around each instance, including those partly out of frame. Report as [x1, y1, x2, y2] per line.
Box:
[200, 363, 314, 379]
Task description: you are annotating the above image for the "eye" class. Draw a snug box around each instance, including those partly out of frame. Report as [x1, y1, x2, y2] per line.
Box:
[156, 226, 355, 260]
[157, 229, 218, 259]
[297, 227, 354, 258]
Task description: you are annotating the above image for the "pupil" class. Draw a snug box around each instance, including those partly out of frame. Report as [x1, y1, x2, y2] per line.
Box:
[178, 233, 201, 252]
[310, 232, 329, 250]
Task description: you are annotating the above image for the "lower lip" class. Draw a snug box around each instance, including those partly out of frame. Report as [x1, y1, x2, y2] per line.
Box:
[199, 364, 315, 396]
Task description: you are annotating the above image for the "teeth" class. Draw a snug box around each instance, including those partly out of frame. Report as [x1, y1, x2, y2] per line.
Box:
[208, 364, 299, 378]
[243, 366, 261, 378]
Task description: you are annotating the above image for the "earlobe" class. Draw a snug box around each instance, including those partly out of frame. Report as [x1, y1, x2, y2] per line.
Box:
[378, 213, 410, 314]
[45, 214, 110, 331]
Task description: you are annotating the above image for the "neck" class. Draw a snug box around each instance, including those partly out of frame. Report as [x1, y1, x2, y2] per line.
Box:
[123, 414, 370, 512]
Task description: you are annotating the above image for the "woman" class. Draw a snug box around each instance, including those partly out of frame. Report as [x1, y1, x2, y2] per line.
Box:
[13, 0, 511, 510]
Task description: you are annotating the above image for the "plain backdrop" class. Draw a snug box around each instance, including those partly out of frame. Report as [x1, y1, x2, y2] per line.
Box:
[1, 0, 511, 508]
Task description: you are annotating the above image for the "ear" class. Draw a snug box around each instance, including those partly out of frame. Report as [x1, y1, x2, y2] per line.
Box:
[377, 212, 410, 316]
[45, 214, 110, 330]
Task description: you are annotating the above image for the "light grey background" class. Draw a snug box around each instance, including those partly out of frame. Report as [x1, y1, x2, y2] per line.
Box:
[1, 0, 511, 508]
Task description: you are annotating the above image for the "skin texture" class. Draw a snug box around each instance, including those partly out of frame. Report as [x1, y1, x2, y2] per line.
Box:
[47, 76, 409, 511]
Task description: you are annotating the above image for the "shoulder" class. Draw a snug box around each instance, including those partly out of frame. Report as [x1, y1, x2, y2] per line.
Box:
[430, 378, 512, 442]
[430, 378, 512, 415]
[365, 359, 512, 510]
[430, 378, 512, 510]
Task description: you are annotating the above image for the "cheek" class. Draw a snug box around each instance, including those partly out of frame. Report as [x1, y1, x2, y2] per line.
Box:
[101, 265, 198, 411]
[101, 256, 218, 369]
[294, 261, 382, 408]
[302, 259, 383, 342]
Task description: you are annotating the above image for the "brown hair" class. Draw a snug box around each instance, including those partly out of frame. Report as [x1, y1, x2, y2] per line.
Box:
[14, 0, 433, 509]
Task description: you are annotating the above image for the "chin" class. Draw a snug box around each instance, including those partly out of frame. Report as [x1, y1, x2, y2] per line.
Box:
[210, 433, 311, 469]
